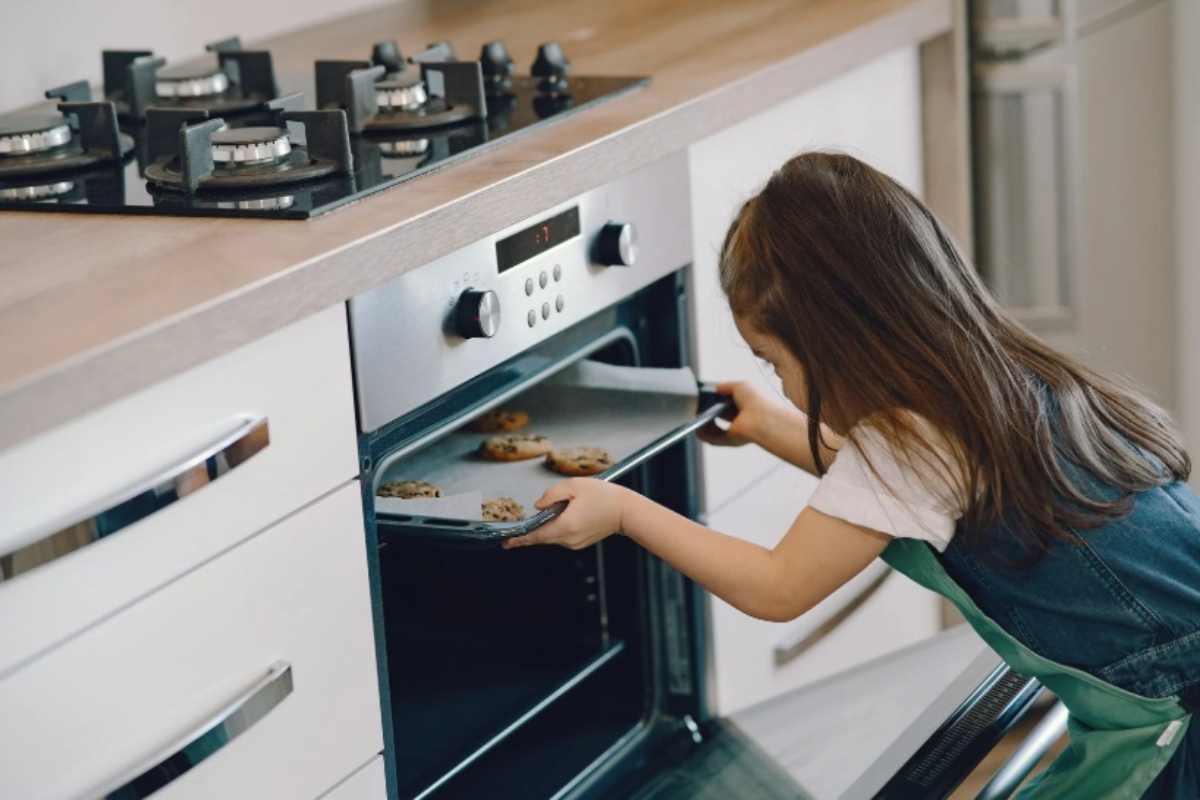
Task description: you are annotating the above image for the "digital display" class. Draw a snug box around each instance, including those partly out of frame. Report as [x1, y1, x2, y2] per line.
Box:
[496, 206, 581, 273]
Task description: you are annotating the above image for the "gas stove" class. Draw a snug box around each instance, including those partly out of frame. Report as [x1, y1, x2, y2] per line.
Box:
[0, 36, 646, 219]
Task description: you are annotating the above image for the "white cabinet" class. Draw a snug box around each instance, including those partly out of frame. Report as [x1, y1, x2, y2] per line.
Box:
[0, 481, 382, 800]
[688, 46, 941, 714]
[707, 463, 940, 714]
[0, 303, 359, 678]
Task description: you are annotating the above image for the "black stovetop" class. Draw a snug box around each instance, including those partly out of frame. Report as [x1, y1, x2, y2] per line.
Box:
[0, 38, 646, 220]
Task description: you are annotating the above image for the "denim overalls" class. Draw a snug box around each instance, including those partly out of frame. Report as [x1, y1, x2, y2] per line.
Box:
[882, 477, 1200, 797]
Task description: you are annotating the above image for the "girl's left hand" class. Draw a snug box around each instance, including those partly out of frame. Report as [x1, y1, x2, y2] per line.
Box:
[501, 478, 629, 550]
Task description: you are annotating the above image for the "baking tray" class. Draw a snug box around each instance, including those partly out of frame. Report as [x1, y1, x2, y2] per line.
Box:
[374, 360, 730, 546]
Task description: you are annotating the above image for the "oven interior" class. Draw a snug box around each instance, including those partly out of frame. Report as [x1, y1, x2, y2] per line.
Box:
[362, 275, 710, 799]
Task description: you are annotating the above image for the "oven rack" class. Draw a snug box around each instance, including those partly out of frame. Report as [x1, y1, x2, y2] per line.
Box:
[377, 391, 730, 546]
[401, 639, 629, 799]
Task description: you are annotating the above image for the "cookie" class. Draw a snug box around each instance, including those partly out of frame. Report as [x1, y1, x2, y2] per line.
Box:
[377, 479, 442, 498]
[544, 447, 614, 477]
[482, 497, 525, 522]
[467, 408, 530, 433]
[479, 433, 554, 462]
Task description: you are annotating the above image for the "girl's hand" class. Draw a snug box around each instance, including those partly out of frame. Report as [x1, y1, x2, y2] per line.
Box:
[697, 380, 783, 448]
[501, 478, 629, 550]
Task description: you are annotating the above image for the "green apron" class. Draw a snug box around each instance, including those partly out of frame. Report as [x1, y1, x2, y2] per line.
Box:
[882, 538, 1193, 798]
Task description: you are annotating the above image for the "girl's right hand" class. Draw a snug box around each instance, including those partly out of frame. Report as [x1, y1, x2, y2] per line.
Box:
[697, 381, 779, 448]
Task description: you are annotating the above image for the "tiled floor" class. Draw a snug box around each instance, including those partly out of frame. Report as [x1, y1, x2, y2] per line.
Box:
[949, 699, 1069, 798]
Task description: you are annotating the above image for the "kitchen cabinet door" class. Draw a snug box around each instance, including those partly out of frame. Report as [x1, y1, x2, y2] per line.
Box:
[0, 481, 382, 800]
[0, 303, 359, 678]
[705, 462, 940, 716]
[687, 45, 924, 513]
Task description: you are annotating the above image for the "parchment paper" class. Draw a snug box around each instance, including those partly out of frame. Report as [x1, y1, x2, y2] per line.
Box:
[375, 361, 700, 521]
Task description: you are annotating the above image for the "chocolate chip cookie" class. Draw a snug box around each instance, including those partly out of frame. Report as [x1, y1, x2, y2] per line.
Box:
[467, 408, 530, 433]
[479, 433, 554, 462]
[481, 497, 526, 522]
[544, 447, 614, 476]
[377, 479, 442, 498]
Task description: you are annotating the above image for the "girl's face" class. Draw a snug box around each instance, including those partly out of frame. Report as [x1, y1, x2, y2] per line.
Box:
[734, 315, 810, 412]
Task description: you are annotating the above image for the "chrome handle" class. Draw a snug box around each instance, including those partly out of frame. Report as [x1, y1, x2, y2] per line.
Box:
[772, 567, 892, 667]
[0, 416, 269, 582]
[82, 660, 293, 800]
[976, 700, 1069, 799]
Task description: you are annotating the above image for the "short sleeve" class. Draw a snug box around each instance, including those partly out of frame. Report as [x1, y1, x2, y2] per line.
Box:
[807, 422, 962, 551]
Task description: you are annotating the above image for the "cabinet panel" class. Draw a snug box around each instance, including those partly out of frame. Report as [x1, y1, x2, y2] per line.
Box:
[688, 46, 924, 512]
[0, 303, 359, 677]
[706, 463, 940, 715]
[0, 482, 381, 800]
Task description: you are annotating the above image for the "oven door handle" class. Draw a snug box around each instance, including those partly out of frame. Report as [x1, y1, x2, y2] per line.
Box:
[380, 391, 732, 545]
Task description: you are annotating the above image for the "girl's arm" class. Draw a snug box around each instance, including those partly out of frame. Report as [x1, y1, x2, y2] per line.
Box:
[698, 381, 842, 476]
[504, 479, 890, 622]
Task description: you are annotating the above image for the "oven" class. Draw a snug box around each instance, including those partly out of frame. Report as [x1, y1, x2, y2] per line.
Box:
[345, 151, 1046, 799]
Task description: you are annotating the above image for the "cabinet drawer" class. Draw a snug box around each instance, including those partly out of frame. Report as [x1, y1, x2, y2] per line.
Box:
[0, 303, 358, 677]
[0, 482, 381, 800]
[706, 463, 940, 715]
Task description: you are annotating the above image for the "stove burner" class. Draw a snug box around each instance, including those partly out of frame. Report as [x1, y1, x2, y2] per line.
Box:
[209, 125, 292, 166]
[143, 104, 352, 193]
[376, 78, 428, 112]
[103, 37, 279, 120]
[0, 113, 73, 156]
[154, 62, 231, 98]
[0, 91, 132, 183]
[316, 58, 486, 134]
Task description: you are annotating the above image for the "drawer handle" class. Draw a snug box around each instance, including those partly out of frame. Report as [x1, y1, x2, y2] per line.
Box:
[82, 660, 293, 800]
[0, 416, 269, 582]
[772, 568, 893, 667]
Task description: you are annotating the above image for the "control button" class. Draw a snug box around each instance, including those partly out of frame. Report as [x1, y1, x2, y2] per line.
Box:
[555, 294, 565, 312]
[525, 277, 534, 296]
[539, 270, 549, 289]
[541, 302, 551, 320]
[553, 264, 562, 281]
[454, 288, 501, 339]
[593, 222, 638, 267]
[527, 309, 537, 328]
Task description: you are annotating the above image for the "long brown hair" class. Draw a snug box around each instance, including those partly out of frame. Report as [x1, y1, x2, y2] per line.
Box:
[719, 152, 1189, 558]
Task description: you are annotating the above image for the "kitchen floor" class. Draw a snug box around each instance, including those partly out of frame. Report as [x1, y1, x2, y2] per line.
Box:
[950, 698, 1068, 798]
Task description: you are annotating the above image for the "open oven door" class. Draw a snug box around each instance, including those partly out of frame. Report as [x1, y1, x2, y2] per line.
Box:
[598, 643, 1050, 800]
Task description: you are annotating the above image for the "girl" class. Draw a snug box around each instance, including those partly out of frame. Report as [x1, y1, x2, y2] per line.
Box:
[502, 152, 1200, 797]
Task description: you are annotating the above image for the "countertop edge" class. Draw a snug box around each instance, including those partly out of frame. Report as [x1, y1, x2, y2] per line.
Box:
[0, 0, 952, 451]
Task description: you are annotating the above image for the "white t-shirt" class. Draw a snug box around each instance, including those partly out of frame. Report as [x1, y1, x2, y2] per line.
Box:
[806, 421, 965, 551]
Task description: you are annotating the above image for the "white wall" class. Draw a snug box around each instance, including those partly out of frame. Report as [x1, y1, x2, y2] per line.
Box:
[0, 0, 387, 111]
[1174, 0, 1200, 471]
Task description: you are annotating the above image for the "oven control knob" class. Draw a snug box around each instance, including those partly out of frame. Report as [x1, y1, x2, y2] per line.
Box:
[594, 222, 638, 267]
[455, 289, 501, 339]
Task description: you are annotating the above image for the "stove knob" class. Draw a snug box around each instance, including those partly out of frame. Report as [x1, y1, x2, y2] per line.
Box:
[594, 222, 638, 267]
[531, 42, 570, 93]
[455, 289, 501, 339]
[480, 41, 514, 79]
[371, 40, 406, 73]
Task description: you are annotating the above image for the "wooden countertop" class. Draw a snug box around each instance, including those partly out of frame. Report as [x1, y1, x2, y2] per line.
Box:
[0, 0, 952, 449]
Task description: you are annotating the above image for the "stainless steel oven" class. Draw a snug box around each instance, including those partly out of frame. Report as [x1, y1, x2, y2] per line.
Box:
[345, 152, 1046, 799]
